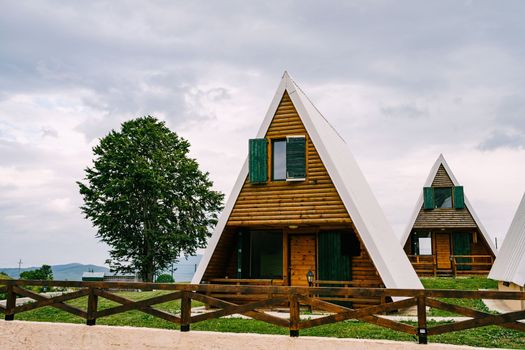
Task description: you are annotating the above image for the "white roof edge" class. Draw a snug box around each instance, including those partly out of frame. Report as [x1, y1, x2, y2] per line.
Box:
[194, 72, 423, 289]
[287, 76, 422, 290]
[489, 193, 525, 286]
[399, 154, 497, 254]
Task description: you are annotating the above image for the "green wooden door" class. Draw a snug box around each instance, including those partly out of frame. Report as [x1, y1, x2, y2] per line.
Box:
[318, 232, 351, 282]
[452, 232, 471, 271]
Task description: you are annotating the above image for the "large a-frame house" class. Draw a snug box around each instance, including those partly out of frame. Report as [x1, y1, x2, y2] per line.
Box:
[193, 72, 422, 306]
[489, 193, 525, 310]
[400, 155, 496, 277]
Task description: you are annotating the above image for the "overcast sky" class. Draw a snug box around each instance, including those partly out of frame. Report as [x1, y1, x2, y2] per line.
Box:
[1, 1, 525, 268]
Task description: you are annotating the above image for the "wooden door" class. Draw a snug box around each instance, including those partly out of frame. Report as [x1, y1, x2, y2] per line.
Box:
[435, 233, 451, 270]
[289, 234, 316, 286]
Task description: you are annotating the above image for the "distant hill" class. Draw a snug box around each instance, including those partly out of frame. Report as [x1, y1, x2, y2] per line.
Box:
[0, 263, 109, 281]
[0, 255, 202, 282]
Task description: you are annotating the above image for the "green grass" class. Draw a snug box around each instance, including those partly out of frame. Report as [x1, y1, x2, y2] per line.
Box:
[421, 276, 498, 317]
[421, 276, 497, 290]
[5, 278, 525, 349]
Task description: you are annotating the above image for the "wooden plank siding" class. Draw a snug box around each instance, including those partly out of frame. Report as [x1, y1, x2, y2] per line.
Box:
[227, 91, 351, 226]
[405, 164, 495, 276]
[202, 92, 385, 294]
[431, 165, 454, 187]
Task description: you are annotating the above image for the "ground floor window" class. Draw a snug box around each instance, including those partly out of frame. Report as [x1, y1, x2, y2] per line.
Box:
[237, 230, 283, 279]
[412, 232, 432, 255]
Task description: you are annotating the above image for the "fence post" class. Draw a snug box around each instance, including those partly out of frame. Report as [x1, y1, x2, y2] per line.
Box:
[417, 292, 427, 344]
[289, 293, 300, 337]
[86, 287, 98, 326]
[180, 291, 191, 332]
[4, 284, 16, 321]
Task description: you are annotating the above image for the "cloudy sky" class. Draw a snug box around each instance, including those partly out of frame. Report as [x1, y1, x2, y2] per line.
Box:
[1, 1, 525, 268]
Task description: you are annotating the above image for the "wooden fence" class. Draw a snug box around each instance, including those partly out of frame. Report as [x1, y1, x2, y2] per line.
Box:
[1, 280, 525, 345]
[451, 255, 494, 277]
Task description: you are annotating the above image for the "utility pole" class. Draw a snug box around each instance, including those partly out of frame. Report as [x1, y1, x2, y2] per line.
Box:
[18, 259, 22, 277]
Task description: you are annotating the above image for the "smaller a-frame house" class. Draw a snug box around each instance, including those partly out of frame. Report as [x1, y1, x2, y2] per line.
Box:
[488, 193, 525, 310]
[193, 72, 422, 308]
[400, 155, 496, 276]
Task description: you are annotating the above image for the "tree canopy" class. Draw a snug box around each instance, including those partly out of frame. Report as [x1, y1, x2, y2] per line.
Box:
[78, 116, 223, 281]
[19, 265, 53, 280]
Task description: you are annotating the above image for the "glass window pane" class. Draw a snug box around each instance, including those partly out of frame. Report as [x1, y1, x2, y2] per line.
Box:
[412, 232, 432, 255]
[250, 230, 283, 278]
[272, 140, 286, 180]
[434, 188, 452, 208]
[418, 237, 432, 255]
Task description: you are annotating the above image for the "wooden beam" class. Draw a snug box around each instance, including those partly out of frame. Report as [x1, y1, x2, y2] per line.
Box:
[4, 285, 15, 320]
[297, 296, 416, 335]
[417, 294, 427, 344]
[96, 291, 182, 317]
[180, 291, 192, 332]
[191, 292, 288, 328]
[86, 288, 98, 325]
[95, 289, 181, 324]
[428, 309, 525, 335]
[426, 298, 525, 333]
[190, 297, 288, 324]
[12, 286, 88, 318]
[289, 294, 300, 337]
[298, 297, 417, 330]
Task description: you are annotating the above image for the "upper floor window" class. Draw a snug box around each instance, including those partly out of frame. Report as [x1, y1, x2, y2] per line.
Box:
[423, 186, 464, 210]
[249, 136, 306, 183]
[434, 188, 452, 208]
[272, 139, 286, 180]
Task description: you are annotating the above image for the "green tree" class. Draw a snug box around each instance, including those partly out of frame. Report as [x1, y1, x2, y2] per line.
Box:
[78, 116, 223, 282]
[20, 265, 53, 280]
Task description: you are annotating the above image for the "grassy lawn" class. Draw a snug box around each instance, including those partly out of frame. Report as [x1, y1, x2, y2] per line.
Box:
[421, 276, 498, 317]
[5, 278, 525, 349]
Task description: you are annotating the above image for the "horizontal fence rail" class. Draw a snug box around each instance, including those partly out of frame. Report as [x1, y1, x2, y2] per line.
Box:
[1, 280, 525, 345]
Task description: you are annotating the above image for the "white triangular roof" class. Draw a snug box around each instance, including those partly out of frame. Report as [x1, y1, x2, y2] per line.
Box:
[399, 154, 497, 254]
[193, 72, 422, 289]
[489, 193, 525, 286]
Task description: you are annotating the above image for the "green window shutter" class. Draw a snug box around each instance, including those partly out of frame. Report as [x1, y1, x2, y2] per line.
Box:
[423, 187, 434, 210]
[318, 232, 351, 282]
[454, 186, 465, 209]
[249, 138, 267, 183]
[452, 232, 471, 271]
[286, 136, 306, 180]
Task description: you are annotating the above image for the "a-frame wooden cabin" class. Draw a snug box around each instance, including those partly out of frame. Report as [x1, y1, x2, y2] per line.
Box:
[489, 193, 525, 310]
[193, 72, 422, 306]
[400, 155, 496, 277]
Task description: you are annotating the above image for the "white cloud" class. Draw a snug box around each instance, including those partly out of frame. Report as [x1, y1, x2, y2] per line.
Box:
[46, 197, 73, 214]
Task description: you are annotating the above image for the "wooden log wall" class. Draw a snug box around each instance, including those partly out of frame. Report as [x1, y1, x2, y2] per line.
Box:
[202, 91, 385, 298]
[226, 91, 351, 226]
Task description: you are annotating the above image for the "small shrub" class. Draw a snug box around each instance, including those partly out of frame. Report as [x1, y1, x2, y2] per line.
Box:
[155, 274, 174, 283]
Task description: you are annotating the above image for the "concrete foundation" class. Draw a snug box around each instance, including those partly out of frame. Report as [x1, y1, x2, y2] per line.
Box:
[497, 281, 525, 311]
[0, 320, 501, 350]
